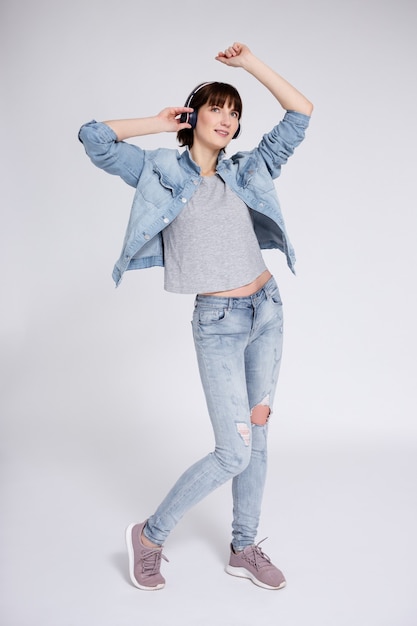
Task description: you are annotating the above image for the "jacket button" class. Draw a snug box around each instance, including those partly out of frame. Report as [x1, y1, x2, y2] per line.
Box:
[163, 217, 170, 223]
[181, 197, 187, 203]
[144, 234, 150, 240]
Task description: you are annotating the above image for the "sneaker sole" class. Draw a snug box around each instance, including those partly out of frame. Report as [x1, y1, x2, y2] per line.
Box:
[225, 565, 286, 590]
[125, 523, 165, 591]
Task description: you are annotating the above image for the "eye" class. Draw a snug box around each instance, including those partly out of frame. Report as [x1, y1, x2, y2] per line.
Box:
[231, 111, 239, 119]
[211, 106, 221, 113]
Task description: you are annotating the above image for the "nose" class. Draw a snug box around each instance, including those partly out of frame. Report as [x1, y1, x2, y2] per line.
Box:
[220, 111, 231, 127]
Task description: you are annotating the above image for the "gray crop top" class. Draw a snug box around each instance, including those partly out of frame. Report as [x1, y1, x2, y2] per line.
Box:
[162, 174, 267, 294]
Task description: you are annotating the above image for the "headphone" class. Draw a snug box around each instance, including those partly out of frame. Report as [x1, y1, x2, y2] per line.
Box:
[180, 82, 241, 140]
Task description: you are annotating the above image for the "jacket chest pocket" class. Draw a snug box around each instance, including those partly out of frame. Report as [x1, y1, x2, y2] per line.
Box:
[136, 167, 184, 213]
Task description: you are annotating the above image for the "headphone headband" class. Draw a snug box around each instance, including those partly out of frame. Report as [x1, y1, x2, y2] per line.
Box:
[184, 82, 214, 108]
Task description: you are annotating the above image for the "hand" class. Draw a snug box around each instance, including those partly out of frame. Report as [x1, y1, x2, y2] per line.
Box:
[216, 42, 313, 116]
[215, 42, 253, 68]
[156, 106, 194, 132]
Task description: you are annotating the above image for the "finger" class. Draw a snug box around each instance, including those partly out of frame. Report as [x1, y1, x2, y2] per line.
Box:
[174, 107, 193, 117]
[177, 122, 192, 130]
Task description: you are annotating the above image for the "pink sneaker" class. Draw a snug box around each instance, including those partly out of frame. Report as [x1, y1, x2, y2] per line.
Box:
[125, 521, 168, 590]
[225, 539, 286, 590]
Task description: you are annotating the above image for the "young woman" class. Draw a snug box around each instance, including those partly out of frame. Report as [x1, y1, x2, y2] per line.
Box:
[79, 42, 313, 591]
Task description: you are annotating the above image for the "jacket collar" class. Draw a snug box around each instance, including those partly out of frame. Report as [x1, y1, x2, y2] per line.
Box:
[178, 147, 227, 176]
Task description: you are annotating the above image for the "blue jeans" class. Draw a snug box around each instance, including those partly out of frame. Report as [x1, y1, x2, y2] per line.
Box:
[144, 276, 284, 550]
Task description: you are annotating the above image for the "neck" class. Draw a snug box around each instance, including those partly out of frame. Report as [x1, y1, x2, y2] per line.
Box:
[190, 145, 219, 178]
[200, 167, 216, 177]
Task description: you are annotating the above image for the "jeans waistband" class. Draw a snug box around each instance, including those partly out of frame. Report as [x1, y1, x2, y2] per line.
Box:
[194, 276, 278, 308]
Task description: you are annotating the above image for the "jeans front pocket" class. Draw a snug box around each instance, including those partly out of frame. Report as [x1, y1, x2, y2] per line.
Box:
[197, 306, 229, 325]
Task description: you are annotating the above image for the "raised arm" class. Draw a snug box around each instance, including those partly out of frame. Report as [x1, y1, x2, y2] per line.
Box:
[104, 106, 194, 141]
[215, 42, 313, 116]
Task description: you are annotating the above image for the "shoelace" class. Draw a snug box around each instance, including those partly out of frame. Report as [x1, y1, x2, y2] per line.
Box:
[141, 548, 169, 575]
[242, 538, 272, 571]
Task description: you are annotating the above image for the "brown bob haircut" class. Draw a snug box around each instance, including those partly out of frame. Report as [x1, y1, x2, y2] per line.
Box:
[177, 82, 242, 148]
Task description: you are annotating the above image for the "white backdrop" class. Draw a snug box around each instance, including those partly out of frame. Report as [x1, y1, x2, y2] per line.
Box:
[1, 1, 416, 625]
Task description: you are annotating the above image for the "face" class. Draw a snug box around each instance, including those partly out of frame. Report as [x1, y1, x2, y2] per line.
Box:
[194, 100, 240, 150]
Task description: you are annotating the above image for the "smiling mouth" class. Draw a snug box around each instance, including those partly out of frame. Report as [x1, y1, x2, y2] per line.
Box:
[215, 130, 229, 137]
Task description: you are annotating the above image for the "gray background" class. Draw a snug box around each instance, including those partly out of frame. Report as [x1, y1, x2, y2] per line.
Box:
[1, 0, 416, 624]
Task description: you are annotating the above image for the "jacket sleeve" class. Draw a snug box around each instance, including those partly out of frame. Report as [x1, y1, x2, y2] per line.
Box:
[257, 110, 310, 179]
[78, 120, 144, 188]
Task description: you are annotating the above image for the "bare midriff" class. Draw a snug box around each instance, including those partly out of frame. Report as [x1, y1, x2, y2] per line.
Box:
[200, 269, 272, 297]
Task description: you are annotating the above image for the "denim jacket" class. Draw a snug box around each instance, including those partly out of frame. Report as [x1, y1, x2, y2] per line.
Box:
[78, 110, 310, 286]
